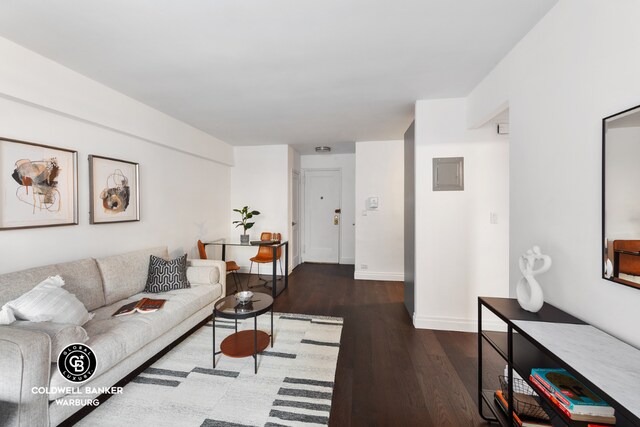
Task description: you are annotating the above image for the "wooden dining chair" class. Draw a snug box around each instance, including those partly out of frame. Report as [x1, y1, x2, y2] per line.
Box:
[197, 240, 241, 293]
[248, 232, 283, 289]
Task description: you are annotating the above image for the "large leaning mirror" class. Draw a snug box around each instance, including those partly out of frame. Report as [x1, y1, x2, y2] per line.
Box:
[603, 104, 640, 289]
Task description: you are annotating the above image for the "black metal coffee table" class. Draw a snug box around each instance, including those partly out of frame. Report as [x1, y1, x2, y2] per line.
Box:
[212, 293, 273, 374]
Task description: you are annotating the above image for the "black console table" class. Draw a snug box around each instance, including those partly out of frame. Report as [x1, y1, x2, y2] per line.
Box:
[478, 297, 640, 427]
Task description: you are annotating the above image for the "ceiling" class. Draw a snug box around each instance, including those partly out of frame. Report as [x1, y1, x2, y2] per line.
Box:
[0, 0, 556, 151]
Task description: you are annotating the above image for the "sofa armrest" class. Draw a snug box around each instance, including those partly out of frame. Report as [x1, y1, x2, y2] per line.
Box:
[187, 259, 226, 297]
[0, 327, 51, 427]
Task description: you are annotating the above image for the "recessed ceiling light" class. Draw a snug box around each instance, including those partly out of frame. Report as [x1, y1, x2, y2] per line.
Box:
[315, 146, 331, 153]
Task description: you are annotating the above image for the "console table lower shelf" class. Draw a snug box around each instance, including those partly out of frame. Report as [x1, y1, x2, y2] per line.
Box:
[478, 297, 640, 427]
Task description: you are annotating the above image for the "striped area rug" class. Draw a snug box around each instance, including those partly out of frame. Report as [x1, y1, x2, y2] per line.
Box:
[76, 312, 343, 427]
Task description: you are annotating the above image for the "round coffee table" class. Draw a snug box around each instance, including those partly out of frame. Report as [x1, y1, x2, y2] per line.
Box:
[212, 293, 273, 374]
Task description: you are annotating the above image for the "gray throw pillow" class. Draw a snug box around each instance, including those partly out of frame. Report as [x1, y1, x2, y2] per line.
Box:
[10, 321, 89, 359]
[144, 254, 190, 293]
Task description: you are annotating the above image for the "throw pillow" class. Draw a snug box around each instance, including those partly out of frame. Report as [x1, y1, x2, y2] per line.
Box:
[144, 254, 190, 293]
[0, 305, 16, 325]
[10, 321, 89, 359]
[2, 275, 93, 325]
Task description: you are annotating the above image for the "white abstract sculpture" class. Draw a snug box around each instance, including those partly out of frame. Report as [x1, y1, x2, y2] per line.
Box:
[516, 246, 552, 313]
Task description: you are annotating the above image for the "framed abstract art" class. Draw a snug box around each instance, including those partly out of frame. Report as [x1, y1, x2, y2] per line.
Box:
[89, 155, 140, 224]
[0, 137, 78, 230]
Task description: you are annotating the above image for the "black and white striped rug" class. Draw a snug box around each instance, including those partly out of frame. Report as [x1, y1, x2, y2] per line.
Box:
[77, 312, 343, 427]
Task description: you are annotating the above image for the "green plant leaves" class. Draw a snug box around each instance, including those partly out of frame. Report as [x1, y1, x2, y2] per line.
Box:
[233, 206, 260, 230]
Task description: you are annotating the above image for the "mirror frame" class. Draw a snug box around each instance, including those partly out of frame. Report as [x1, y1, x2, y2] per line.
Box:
[602, 103, 640, 290]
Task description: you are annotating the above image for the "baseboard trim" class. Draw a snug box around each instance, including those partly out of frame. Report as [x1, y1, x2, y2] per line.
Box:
[340, 257, 355, 265]
[354, 271, 404, 281]
[412, 314, 506, 333]
[234, 266, 286, 276]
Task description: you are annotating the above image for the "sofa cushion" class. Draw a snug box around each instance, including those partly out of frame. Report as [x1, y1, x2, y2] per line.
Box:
[2, 275, 93, 325]
[144, 254, 190, 293]
[0, 258, 105, 312]
[96, 246, 169, 305]
[56, 258, 106, 312]
[10, 321, 89, 359]
[187, 259, 221, 284]
[47, 282, 222, 400]
[186, 265, 219, 285]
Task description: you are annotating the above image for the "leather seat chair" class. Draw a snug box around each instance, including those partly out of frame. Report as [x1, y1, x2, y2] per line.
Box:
[248, 232, 283, 289]
[197, 240, 241, 293]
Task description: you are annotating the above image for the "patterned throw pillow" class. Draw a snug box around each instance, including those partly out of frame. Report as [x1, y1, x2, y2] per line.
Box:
[144, 254, 190, 293]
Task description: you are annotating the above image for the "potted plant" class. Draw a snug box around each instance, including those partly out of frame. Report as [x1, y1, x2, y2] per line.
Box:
[233, 206, 260, 243]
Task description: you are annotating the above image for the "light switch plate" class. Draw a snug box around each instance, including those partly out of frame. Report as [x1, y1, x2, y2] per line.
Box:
[366, 197, 379, 210]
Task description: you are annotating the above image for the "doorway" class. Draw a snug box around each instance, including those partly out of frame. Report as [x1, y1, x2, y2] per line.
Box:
[291, 171, 301, 268]
[303, 169, 341, 263]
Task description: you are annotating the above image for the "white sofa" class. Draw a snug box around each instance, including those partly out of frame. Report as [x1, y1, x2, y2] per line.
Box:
[0, 246, 225, 427]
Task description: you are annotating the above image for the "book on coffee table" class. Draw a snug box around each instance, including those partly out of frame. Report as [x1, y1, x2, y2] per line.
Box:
[112, 298, 166, 316]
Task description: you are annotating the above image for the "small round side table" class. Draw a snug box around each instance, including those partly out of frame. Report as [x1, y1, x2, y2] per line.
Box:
[212, 293, 274, 374]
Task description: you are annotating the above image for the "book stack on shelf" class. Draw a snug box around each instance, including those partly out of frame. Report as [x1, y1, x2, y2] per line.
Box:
[529, 368, 616, 425]
[494, 369, 552, 427]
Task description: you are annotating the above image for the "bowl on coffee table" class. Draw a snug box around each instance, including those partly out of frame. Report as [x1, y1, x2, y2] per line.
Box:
[235, 291, 254, 305]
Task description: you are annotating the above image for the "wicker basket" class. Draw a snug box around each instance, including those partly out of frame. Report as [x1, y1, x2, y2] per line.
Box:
[499, 375, 550, 421]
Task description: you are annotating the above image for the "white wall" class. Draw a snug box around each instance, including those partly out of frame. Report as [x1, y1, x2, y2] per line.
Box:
[413, 99, 509, 332]
[0, 37, 233, 165]
[228, 145, 289, 272]
[300, 153, 356, 264]
[0, 37, 232, 274]
[467, 0, 640, 348]
[354, 140, 404, 280]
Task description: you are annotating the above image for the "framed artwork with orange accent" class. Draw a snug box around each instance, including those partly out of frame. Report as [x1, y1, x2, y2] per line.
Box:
[0, 137, 78, 230]
[89, 154, 139, 224]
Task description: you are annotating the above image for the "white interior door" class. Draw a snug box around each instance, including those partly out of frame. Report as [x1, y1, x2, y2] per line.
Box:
[303, 169, 341, 263]
[292, 171, 301, 268]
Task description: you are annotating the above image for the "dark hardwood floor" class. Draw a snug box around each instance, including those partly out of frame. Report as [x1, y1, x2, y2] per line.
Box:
[232, 263, 503, 427]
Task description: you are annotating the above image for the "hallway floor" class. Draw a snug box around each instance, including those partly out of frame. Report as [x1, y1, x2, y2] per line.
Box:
[234, 263, 501, 427]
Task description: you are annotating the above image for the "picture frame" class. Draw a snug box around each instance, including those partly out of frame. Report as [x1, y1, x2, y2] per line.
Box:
[0, 137, 78, 230]
[89, 155, 140, 224]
